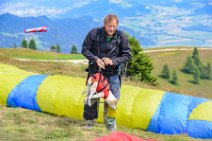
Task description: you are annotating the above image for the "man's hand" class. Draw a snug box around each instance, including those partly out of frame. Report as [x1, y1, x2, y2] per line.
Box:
[102, 58, 113, 66]
[96, 58, 105, 69]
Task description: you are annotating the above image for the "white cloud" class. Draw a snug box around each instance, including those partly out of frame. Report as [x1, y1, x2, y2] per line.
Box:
[109, 0, 122, 4]
[191, 2, 205, 8]
[145, 5, 151, 9]
[0, 2, 69, 17]
[109, 0, 132, 8]
[72, 1, 90, 8]
[0, 1, 92, 17]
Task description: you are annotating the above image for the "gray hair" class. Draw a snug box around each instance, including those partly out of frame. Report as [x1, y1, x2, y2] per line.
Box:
[104, 14, 119, 25]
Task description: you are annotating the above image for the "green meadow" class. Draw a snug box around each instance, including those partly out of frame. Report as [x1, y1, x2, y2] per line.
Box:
[147, 47, 212, 99]
[0, 47, 211, 141]
[0, 105, 210, 141]
[0, 48, 85, 60]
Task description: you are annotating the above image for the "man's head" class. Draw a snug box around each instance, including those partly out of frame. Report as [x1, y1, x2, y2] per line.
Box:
[104, 14, 118, 36]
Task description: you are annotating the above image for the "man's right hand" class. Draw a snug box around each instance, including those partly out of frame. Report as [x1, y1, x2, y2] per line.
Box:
[96, 58, 105, 69]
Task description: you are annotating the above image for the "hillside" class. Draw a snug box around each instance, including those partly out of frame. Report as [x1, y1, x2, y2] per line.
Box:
[146, 47, 212, 99]
[0, 47, 211, 141]
[0, 47, 211, 99]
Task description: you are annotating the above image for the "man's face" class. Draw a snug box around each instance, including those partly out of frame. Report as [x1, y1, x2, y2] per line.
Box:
[104, 19, 117, 36]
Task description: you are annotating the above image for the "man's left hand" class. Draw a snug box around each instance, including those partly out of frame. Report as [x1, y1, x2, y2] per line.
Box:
[102, 58, 113, 66]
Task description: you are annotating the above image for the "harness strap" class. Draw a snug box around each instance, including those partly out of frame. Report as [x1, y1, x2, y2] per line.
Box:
[96, 71, 109, 93]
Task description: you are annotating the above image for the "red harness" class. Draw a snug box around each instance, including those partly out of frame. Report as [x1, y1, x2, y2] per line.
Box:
[85, 73, 117, 109]
[88, 73, 110, 99]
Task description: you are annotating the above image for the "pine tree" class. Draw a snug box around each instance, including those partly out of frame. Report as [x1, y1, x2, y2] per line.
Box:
[70, 44, 77, 54]
[29, 39, 37, 50]
[50, 45, 57, 52]
[127, 35, 156, 85]
[50, 44, 61, 53]
[193, 65, 200, 84]
[205, 62, 211, 80]
[21, 39, 28, 48]
[200, 65, 208, 79]
[171, 70, 178, 85]
[182, 56, 195, 74]
[192, 46, 199, 60]
[192, 47, 201, 67]
[56, 44, 61, 53]
[192, 47, 204, 78]
[161, 64, 170, 79]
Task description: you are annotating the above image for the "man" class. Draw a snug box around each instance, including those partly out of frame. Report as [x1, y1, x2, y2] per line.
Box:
[81, 14, 131, 131]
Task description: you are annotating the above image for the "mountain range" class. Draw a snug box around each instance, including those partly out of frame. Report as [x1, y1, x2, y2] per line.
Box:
[0, 0, 211, 53]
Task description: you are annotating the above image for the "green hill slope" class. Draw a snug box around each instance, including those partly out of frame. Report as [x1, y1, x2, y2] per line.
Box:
[0, 47, 211, 141]
[146, 47, 212, 99]
[0, 47, 211, 99]
[0, 48, 85, 60]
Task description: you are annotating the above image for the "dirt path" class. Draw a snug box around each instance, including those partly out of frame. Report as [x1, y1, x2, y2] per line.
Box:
[14, 58, 88, 64]
[143, 47, 212, 53]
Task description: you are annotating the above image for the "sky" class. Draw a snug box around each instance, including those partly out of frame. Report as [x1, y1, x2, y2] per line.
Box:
[1, 0, 211, 17]
[0, 0, 96, 17]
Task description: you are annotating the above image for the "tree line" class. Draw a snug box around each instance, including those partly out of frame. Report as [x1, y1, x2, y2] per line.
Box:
[20, 38, 78, 54]
[182, 47, 211, 84]
[160, 65, 178, 85]
[21, 39, 37, 50]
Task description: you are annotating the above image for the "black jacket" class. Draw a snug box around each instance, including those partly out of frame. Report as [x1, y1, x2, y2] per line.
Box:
[81, 27, 132, 75]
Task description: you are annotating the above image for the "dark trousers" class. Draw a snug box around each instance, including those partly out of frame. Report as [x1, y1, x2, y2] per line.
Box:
[83, 100, 99, 120]
[83, 75, 120, 129]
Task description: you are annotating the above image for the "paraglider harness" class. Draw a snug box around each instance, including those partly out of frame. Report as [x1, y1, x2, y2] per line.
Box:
[85, 27, 126, 81]
[85, 72, 117, 109]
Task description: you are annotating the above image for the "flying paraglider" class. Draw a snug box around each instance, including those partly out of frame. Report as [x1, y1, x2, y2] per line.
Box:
[24, 26, 47, 33]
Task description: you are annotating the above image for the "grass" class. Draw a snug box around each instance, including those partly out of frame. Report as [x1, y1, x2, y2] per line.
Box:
[0, 49, 87, 78]
[0, 47, 211, 99]
[147, 49, 212, 99]
[0, 105, 210, 141]
[0, 47, 211, 140]
[0, 48, 85, 60]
